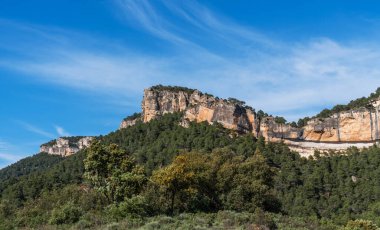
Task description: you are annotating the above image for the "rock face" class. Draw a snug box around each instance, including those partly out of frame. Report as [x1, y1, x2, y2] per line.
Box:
[259, 117, 301, 141]
[128, 86, 380, 144]
[120, 117, 141, 129]
[137, 86, 296, 138]
[40, 137, 94, 157]
[302, 99, 380, 142]
[141, 87, 258, 133]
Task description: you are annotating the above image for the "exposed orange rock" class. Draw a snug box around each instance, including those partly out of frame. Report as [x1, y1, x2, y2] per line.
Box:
[302, 102, 380, 142]
[140, 87, 258, 133]
[119, 86, 380, 156]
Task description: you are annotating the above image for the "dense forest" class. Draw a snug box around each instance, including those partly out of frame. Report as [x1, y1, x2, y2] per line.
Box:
[1, 113, 380, 229]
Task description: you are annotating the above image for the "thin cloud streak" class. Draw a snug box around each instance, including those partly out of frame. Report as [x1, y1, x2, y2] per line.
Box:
[0, 1, 380, 122]
[55, 125, 71, 137]
[16, 121, 55, 139]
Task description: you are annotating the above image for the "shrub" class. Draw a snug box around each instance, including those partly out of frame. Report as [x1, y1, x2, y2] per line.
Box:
[340, 219, 379, 230]
[49, 201, 83, 225]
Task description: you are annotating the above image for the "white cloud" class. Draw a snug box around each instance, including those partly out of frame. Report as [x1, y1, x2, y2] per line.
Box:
[55, 125, 71, 137]
[16, 121, 55, 139]
[1, 1, 380, 123]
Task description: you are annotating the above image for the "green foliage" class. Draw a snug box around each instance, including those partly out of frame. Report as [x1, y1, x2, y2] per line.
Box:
[84, 141, 147, 203]
[311, 87, 380, 120]
[359, 202, 380, 226]
[227, 97, 246, 106]
[106, 195, 149, 220]
[152, 152, 214, 214]
[151, 149, 277, 215]
[297, 116, 311, 127]
[123, 112, 142, 121]
[4, 113, 380, 228]
[0, 151, 85, 207]
[212, 148, 278, 212]
[290, 121, 298, 128]
[0, 152, 63, 194]
[275, 145, 380, 224]
[257, 110, 269, 120]
[274, 116, 287, 124]
[49, 201, 83, 225]
[340, 219, 379, 230]
[101, 113, 234, 174]
[150, 85, 196, 94]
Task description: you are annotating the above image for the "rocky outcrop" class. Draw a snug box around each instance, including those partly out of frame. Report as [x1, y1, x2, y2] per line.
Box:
[120, 114, 142, 129]
[259, 117, 302, 141]
[140, 86, 261, 133]
[285, 139, 377, 157]
[137, 86, 297, 137]
[119, 86, 380, 156]
[302, 99, 380, 142]
[40, 136, 94, 157]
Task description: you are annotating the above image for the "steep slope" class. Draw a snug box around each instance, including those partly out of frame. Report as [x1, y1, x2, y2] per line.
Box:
[3, 112, 380, 229]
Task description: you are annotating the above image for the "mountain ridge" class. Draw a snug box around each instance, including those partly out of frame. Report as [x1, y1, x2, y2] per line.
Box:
[122, 85, 380, 142]
[40, 85, 380, 157]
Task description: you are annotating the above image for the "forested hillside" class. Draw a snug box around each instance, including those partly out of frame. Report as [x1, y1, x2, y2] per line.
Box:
[1, 113, 380, 229]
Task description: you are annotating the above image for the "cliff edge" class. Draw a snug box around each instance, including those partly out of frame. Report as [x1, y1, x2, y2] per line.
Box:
[120, 85, 380, 147]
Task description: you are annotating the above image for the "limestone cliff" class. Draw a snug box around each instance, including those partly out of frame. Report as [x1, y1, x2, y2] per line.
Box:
[120, 113, 142, 129]
[122, 86, 380, 145]
[302, 99, 380, 142]
[125, 86, 295, 138]
[259, 117, 301, 141]
[40, 136, 94, 157]
[140, 86, 258, 133]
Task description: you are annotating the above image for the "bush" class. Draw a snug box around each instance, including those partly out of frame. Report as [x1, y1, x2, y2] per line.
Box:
[340, 219, 379, 230]
[106, 195, 149, 221]
[49, 201, 83, 225]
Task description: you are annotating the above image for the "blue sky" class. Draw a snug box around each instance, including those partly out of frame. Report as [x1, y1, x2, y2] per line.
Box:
[1, 0, 380, 168]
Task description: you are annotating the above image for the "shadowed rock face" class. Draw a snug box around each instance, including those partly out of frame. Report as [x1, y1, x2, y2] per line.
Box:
[259, 117, 301, 141]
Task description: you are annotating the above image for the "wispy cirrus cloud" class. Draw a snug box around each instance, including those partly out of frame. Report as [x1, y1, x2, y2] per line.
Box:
[1, 1, 380, 122]
[16, 121, 55, 139]
[55, 125, 71, 137]
[15, 121, 72, 138]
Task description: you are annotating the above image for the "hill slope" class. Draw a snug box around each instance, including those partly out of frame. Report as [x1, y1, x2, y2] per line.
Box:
[2, 113, 380, 229]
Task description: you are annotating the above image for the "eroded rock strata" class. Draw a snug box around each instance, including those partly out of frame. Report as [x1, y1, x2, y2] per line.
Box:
[123, 86, 380, 145]
[302, 99, 380, 142]
[40, 136, 93, 157]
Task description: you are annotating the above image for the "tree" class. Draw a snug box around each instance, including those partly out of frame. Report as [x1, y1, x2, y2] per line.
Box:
[290, 121, 298, 128]
[152, 152, 212, 214]
[84, 141, 147, 203]
[257, 110, 268, 120]
[274, 116, 287, 124]
[217, 148, 276, 212]
[297, 117, 310, 128]
[341, 219, 378, 230]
